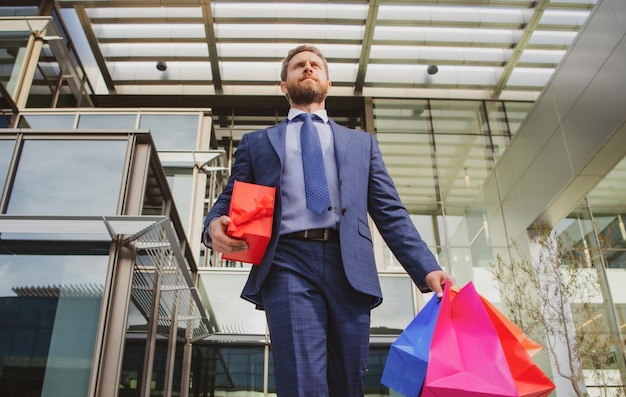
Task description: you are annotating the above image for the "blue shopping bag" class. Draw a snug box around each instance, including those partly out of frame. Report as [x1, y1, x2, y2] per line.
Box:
[381, 293, 441, 397]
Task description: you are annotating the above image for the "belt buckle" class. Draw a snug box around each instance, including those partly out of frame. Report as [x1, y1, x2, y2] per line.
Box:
[302, 229, 328, 242]
[322, 228, 329, 241]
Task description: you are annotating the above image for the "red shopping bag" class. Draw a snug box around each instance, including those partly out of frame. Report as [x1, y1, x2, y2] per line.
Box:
[480, 296, 543, 358]
[422, 281, 519, 397]
[480, 297, 555, 397]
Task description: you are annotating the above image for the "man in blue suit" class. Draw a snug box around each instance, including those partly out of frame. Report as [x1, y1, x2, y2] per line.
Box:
[203, 44, 452, 397]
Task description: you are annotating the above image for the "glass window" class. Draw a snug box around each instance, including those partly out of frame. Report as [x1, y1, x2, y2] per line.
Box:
[198, 271, 267, 335]
[187, 343, 395, 396]
[0, 139, 15, 191]
[25, 42, 86, 108]
[166, 171, 193, 235]
[375, 131, 437, 212]
[372, 98, 431, 134]
[139, 114, 199, 150]
[0, 111, 12, 128]
[605, 250, 626, 269]
[189, 345, 267, 394]
[0, 253, 109, 397]
[371, 276, 416, 335]
[120, 339, 184, 396]
[434, 133, 493, 203]
[0, 32, 29, 100]
[18, 114, 76, 129]
[6, 139, 127, 216]
[485, 101, 510, 136]
[366, 347, 392, 396]
[430, 100, 486, 135]
[587, 156, 626, 208]
[504, 101, 534, 136]
[491, 134, 512, 163]
[0, 6, 39, 17]
[77, 114, 137, 129]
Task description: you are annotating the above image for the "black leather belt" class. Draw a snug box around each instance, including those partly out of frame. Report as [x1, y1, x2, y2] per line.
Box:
[283, 228, 339, 243]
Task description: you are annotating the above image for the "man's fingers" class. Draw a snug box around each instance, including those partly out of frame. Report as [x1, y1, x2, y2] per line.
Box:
[211, 217, 248, 253]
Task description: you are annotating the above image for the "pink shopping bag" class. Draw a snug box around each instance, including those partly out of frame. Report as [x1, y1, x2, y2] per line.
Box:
[421, 281, 519, 397]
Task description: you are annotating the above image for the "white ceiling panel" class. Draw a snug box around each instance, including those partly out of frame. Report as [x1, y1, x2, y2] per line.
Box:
[51, 0, 598, 100]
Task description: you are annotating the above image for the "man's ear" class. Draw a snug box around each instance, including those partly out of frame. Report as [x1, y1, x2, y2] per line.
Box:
[280, 81, 287, 94]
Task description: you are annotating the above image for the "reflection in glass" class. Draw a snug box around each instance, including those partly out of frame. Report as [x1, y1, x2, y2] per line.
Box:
[119, 338, 184, 397]
[434, 133, 493, 203]
[556, 207, 596, 251]
[25, 40, 89, 108]
[491, 134, 511, 163]
[605, 249, 626, 270]
[6, 139, 127, 216]
[375, 131, 437, 212]
[366, 348, 392, 396]
[0, 112, 12, 128]
[485, 101, 510, 136]
[614, 303, 626, 337]
[187, 344, 395, 396]
[77, 114, 137, 129]
[190, 346, 267, 395]
[18, 114, 76, 129]
[0, 253, 108, 397]
[554, 211, 626, 378]
[372, 98, 430, 133]
[0, 32, 30, 99]
[198, 272, 267, 335]
[166, 171, 193, 236]
[505, 102, 533, 135]
[587, 156, 626, 208]
[430, 100, 486, 135]
[372, 276, 416, 335]
[139, 114, 199, 150]
[0, 139, 15, 192]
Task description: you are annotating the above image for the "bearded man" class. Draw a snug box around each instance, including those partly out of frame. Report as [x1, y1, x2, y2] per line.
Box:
[203, 44, 453, 397]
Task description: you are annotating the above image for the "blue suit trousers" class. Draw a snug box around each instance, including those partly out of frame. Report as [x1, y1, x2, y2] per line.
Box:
[260, 238, 372, 397]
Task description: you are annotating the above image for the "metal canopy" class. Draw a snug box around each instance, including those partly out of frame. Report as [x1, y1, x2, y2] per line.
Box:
[54, 0, 597, 101]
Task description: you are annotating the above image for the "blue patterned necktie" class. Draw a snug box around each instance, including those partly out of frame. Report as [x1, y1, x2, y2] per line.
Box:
[298, 113, 331, 214]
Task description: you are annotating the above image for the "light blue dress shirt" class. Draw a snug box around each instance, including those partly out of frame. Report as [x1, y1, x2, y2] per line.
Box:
[279, 109, 341, 235]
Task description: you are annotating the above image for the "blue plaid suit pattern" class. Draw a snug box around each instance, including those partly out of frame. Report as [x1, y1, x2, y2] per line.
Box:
[204, 117, 443, 396]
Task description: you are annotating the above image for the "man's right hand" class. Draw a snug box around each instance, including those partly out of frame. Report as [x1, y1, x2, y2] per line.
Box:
[209, 215, 249, 253]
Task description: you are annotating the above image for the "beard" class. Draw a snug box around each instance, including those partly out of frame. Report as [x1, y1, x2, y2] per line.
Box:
[285, 78, 328, 105]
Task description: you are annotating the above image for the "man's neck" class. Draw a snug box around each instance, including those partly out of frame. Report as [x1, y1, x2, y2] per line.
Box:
[290, 101, 325, 113]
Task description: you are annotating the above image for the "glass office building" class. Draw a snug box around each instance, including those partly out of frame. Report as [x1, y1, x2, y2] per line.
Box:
[0, 1, 624, 396]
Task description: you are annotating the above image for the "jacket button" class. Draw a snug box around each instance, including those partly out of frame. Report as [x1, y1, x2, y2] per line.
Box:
[341, 208, 347, 215]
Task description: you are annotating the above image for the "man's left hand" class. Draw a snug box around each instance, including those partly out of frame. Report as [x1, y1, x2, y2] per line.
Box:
[424, 270, 455, 298]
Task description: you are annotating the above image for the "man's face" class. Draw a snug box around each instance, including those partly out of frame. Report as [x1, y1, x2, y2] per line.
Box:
[280, 51, 331, 105]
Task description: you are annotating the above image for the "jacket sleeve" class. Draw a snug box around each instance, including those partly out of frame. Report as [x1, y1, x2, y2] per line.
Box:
[365, 133, 442, 292]
[201, 133, 254, 247]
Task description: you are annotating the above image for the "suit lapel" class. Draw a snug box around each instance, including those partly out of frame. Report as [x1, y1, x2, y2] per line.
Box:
[329, 119, 352, 176]
[267, 119, 288, 166]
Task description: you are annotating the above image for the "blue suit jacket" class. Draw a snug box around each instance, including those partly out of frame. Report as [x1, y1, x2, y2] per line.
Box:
[204, 118, 442, 309]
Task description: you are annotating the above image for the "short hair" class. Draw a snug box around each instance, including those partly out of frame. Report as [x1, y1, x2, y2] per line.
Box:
[280, 44, 329, 82]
